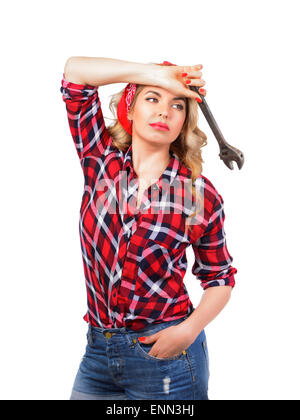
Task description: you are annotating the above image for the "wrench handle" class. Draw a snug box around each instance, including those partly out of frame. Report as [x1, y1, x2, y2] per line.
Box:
[189, 86, 228, 147]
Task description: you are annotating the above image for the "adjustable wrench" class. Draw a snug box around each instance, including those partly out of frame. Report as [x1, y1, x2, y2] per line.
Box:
[189, 85, 244, 170]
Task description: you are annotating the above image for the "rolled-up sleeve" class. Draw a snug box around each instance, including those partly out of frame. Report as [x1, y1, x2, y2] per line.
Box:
[60, 73, 112, 162]
[191, 190, 237, 290]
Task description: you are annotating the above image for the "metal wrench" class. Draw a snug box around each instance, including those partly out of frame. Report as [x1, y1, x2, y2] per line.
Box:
[189, 85, 244, 170]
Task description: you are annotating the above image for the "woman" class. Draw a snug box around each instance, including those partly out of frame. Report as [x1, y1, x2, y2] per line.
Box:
[60, 57, 237, 400]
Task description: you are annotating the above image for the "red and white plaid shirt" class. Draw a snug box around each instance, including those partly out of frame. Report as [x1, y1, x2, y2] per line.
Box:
[60, 74, 238, 331]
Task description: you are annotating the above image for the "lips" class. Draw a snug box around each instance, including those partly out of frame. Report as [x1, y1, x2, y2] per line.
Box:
[149, 123, 169, 131]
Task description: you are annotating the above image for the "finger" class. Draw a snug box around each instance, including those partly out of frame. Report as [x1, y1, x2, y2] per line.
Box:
[186, 64, 203, 71]
[184, 79, 206, 87]
[181, 64, 203, 73]
[183, 71, 202, 78]
[176, 82, 204, 101]
[149, 348, 158, 357]
[183, 87, 203, 102]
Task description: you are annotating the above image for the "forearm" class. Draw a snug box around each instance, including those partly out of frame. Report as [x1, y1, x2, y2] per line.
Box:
[180, 286, 233, 341]
[64, 56, 158, 87]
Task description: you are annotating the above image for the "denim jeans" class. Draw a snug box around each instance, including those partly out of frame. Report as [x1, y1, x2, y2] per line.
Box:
[70, 310, 210, 400]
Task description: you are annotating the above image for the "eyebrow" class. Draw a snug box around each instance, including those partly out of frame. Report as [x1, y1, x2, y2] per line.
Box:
[144, 90, 186, 103]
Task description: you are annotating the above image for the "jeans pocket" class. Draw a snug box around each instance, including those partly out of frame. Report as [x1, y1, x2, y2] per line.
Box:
[136, 340, 185, 361]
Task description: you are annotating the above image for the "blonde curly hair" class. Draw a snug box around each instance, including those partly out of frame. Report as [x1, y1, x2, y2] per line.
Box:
[106, 66, 207, 235]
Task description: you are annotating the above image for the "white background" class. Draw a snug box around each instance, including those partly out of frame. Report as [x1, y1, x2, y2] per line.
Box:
[1, 0, 299, 400]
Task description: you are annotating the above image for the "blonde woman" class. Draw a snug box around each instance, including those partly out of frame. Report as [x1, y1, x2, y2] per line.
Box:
[60, 57, 237, 400]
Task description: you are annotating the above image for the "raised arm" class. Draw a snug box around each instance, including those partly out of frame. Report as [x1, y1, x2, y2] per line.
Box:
[61, 57, 202, 162]
[60, 57, 162, 162]
[64, 56, 159, 87]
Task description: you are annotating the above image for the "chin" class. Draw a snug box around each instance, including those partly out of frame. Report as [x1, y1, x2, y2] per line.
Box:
[147, 137, 172, 146]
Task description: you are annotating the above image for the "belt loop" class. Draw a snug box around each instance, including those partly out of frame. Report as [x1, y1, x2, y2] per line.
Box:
[87, 326, 94, 345]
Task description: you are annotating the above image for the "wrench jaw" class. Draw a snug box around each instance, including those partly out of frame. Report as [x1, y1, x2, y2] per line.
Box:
[189, 85, 245, 171]
[219, 145, 245, 170]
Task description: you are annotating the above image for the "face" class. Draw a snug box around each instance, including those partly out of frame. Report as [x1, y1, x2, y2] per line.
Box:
[128, 86, 187, 146]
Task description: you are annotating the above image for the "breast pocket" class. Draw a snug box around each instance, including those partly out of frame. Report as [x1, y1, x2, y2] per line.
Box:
[136, 239, 183, 299]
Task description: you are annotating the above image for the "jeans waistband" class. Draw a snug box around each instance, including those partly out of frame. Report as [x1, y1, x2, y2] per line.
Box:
[88, 308, 195, 338]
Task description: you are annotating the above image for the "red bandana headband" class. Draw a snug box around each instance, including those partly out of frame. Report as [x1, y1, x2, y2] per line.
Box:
[117, 61, 176, 135]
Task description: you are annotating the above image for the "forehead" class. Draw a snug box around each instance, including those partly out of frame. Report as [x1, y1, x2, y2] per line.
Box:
[141, 85, 167, 93]
[140, 86, 186, 102]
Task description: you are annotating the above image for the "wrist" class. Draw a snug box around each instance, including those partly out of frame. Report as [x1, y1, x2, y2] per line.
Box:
[176, 319, 199, 345]
[128, 62, 161, 86]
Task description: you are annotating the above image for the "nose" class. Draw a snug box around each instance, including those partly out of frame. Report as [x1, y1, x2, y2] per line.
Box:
[158, 109, 168, 118]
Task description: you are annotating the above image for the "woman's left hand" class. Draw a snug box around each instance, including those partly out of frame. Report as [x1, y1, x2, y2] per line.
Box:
[152, 63, 207, 100]
[138, 324, 195, 359]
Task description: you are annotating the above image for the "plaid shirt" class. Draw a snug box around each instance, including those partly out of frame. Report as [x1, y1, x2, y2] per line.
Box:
[60, 74, 238, 331]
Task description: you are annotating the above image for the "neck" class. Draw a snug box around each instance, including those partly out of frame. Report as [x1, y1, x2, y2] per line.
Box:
[131, 139, 170, 178]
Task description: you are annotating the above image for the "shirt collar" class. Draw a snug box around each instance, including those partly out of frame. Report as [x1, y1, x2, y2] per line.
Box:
[122, 143, 191, 190]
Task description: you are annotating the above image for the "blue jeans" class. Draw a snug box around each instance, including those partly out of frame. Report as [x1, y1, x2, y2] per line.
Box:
[70, 311, 210, 400]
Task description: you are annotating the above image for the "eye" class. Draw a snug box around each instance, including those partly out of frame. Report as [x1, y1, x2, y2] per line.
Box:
[145, 97, 184, 110]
